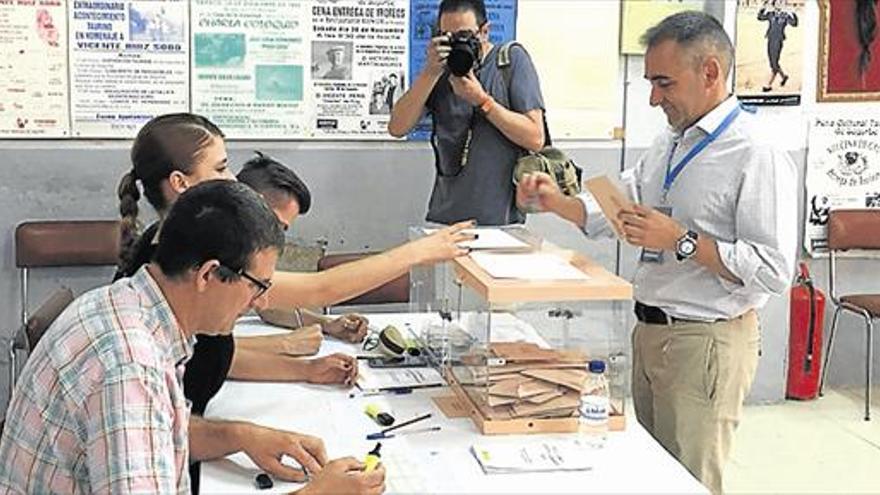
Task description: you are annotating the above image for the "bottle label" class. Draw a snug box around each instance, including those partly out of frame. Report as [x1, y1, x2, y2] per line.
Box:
[579, 395, 609, 425]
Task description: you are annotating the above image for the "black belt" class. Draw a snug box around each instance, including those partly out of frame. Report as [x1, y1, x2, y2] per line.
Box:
[634, 302, 700, 325]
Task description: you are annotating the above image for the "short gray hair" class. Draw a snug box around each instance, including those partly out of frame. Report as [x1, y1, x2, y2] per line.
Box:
[640, 11, 734, 78]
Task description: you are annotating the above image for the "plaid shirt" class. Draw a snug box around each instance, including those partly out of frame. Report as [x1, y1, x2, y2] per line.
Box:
[0, 267, 194, 494]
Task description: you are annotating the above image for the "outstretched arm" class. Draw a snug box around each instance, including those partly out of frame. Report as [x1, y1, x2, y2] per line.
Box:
[266, 221, 473, 309]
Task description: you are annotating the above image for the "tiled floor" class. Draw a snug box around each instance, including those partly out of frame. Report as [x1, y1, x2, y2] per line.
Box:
[726, 387, 880, 494]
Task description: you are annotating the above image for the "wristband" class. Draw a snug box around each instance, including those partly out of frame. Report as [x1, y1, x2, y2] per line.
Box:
[479, 96, 494, 114]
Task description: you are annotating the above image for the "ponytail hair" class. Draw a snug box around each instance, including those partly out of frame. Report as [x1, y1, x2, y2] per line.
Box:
[117, 112, 224, 272]
[117, 170, 142, 270]
[856, 0, 878, 79]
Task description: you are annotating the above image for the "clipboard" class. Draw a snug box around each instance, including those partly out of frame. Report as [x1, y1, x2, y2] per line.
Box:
[584, 175, 635, 239]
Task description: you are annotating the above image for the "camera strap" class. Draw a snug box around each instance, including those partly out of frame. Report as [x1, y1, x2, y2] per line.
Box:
[458, 112, 478, 170]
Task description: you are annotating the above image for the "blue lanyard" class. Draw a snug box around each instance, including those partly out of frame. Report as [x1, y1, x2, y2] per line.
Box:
[663, 104, 743, 201]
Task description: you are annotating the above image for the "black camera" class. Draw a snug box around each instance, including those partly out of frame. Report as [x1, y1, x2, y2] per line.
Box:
[443, 30, 482, 77]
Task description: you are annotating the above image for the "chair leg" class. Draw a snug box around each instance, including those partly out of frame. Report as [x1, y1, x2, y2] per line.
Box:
[7, 340, 16, 404]
[866, 316, 874, 422]
[820, 306, 843, 397]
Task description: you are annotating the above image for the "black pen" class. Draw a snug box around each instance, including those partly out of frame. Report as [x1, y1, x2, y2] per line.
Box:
[380, 412, 432, 435]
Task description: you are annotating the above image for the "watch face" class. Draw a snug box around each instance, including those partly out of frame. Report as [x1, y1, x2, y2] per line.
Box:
[680, 240, 696, 255]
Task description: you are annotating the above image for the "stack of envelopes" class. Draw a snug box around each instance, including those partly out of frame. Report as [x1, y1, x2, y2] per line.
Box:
[466, 342, 589, 420]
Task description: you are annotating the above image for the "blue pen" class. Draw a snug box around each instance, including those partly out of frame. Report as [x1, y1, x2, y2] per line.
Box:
[367, 426, 441, 440]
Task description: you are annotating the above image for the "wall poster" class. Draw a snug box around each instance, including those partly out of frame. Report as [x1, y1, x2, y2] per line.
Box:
[735, 0, 804, 106]
[804, 114, 880, 254]
[191, 0, 310, 139]
[69, 0, 189, 137]
[310, 0, 409, 139]
[0, 0, 69, 137]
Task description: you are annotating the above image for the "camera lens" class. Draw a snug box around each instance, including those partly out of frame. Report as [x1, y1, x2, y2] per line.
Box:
[446, 31, 481, 77]
[448, 48, 475, 77]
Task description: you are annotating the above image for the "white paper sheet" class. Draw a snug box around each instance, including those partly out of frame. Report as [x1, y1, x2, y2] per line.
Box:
[471, 439, 595, 474]
[423, 227, 530, 250]
[469, 253, 589, 281]
[357, 365, 446, 391]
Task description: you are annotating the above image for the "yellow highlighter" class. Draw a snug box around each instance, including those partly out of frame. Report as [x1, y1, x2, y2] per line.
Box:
[365, 404, 395, 426]
[363, 442, 382, 472]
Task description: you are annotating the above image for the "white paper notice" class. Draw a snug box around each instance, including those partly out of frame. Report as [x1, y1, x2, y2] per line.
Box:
[471, 439, 595, 474]
[0, 0, 69, 137]
[310, 0, 408, 139]
[469, 252, 588, 281]
[357, 366, 445, 391]
[191, 0, 310, 139]
[423, 228, 530, 250]
[69, 0, 189, 137]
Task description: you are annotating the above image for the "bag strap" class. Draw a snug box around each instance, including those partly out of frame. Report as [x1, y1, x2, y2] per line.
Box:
[497, 41, 552, 147]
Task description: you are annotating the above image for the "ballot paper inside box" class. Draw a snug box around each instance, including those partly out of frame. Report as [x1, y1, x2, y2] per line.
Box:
[407, 226, 633, 435]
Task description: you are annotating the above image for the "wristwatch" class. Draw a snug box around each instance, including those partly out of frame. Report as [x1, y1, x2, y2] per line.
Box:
[675, 230, 699, 261]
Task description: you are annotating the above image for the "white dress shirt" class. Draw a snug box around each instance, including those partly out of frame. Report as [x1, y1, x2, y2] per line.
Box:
[577, 96, 798, 321]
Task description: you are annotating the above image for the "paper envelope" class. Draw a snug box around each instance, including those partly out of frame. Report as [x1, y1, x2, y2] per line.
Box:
[585, 175, 635, 239]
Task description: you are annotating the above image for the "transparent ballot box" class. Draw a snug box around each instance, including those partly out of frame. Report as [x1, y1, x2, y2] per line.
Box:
[409, 227, 632, 435]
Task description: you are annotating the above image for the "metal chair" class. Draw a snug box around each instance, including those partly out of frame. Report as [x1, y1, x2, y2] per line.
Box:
[316, 252, 410, 311]
[819, 209, 880, 421]
[9, 220, 120, 393]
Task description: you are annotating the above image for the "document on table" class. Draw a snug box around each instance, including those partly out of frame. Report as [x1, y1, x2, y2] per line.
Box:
[469, 252, 589, 281]
[471, 439, 595, 474]
[357, 365, 446, 391]
[423, 227, 530, 251]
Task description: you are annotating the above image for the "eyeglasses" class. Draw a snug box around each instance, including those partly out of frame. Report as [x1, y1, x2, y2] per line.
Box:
[218, 264, 272, 301]
[363, 329, 380, 351]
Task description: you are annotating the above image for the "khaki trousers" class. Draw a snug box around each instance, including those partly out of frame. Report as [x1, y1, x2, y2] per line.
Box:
[632, 310, 760, 495]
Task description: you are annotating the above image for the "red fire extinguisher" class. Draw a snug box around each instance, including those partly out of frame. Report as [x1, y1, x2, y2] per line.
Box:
[786, 262, 826, 400]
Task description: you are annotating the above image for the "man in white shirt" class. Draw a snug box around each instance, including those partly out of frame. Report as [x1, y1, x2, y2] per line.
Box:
[516, 11, 796, 494]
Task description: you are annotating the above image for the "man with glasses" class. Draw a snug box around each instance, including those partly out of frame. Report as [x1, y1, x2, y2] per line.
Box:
[0, 181, 386, 495]
[388, 0, 547, 225]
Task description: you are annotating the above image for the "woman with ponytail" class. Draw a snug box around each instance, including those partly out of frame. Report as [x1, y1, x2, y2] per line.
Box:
[115, 113, 231, 279]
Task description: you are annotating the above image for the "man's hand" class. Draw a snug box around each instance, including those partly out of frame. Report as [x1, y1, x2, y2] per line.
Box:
[306, 353, 358, 387]
[322, 314, 369, 343]
[618, 204, 686, 251]
[424, 35, 451, 78]
[281, 324, 323, 356]
[240, 425, 328, 483]
[298, 457, 386, 495]
[408, 220, 476, 265]
[516, 172, 563, 212]
[449, 72, 489, 106]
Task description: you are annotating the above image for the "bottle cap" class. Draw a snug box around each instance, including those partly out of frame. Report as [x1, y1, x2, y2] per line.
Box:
[588, 360, 606, 373]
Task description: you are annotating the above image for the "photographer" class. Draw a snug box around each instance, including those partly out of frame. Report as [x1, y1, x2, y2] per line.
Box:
[388, 0, 546, 226]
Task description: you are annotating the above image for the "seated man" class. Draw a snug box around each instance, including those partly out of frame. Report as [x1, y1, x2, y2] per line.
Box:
[0, 181, 385, 494]
[236, 151, 370, 345]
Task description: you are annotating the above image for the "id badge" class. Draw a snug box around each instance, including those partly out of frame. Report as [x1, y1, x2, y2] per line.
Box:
[640, 205, 673, 263]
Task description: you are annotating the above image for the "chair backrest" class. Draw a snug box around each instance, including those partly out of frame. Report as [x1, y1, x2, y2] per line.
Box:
[826, 209, 880, 303]
[24, 287, 74, 352]
[15, 220, 120, 268]
[317, 252, 410, 306]
[827, 209, 880, 251]
[9, 221, 119, 398]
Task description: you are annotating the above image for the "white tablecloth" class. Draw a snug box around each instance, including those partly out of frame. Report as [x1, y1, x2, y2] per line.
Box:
[200, 314, 707, 494]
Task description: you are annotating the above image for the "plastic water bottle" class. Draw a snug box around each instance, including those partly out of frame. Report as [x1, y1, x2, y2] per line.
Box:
[579, 359, 609, 448]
